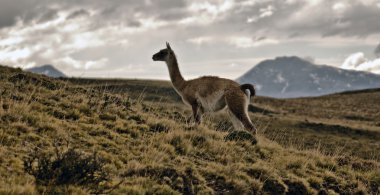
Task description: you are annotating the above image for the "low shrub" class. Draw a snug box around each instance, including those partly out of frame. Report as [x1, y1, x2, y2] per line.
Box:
[23, 148, 111, 194]
[224, 130, 257, 145]
[262, 178, 287, 195]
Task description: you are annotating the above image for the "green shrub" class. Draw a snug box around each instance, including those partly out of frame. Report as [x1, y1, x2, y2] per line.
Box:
[23, 148, 111, 194]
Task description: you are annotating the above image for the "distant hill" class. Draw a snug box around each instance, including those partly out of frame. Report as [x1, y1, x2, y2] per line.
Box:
[237, 56, 380, 98]
[26, 64, 66, 78]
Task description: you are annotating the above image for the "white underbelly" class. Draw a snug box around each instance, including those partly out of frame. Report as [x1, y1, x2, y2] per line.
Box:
[197, 91, 226, 112]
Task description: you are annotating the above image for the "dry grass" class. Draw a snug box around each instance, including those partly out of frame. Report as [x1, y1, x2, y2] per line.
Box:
[0, 65, 379, 194]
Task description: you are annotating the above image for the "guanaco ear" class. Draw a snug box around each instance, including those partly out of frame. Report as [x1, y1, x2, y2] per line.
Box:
[166, 42, 172, 51]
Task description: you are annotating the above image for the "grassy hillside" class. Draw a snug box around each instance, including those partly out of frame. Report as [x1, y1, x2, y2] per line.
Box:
[0, 65, 379, 194]
[69, 77, 380, 161]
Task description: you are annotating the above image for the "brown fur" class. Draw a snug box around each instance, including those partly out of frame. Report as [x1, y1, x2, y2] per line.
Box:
[153, 43, 257, 133]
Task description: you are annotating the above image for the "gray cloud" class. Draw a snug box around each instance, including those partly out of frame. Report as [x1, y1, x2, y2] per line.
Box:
[67, 9, 90, 20]
[0, 0, 38, 28]
[209, 0, 380, 38]
[321, 2, 380, 37]
[0, 0, 380, 78]
[375, 43, 380, 57]
[156, 9, 189, 21]
[3, 0, 379, 37]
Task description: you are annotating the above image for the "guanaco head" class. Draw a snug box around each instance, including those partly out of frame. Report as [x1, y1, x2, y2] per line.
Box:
[152, 42, 173, 62]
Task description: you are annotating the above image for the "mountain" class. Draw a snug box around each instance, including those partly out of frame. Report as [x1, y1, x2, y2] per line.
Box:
[26, 64, 66, 78]
[237, 56, 380, 98]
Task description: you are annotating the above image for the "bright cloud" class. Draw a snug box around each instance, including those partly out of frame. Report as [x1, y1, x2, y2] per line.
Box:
[0, 8, 134, 71]
[229, 36, 279, 48]
[259, 5, 275, 18]
[341, 52, 380, 73]
[332, 2, 347, 12]
[180, 0, 234, 25]
[187, 36, 214, 45]
[0, 48, 31, 63]
[247, 4, 275, 23]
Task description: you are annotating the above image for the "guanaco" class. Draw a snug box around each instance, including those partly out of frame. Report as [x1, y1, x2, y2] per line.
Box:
[152, 42, 257, 133]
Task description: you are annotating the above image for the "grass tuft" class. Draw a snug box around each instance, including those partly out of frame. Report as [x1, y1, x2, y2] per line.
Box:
[224, 130, 257, 145]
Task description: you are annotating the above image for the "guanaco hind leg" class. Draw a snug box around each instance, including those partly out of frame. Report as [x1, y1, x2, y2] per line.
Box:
[227, 110, 245, 130]
[225, 90, 257, 133]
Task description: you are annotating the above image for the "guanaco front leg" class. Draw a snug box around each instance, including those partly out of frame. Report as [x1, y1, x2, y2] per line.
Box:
[191, 103, 202, 125]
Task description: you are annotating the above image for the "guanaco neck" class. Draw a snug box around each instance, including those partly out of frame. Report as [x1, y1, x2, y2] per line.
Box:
[166, 52, 186, 91]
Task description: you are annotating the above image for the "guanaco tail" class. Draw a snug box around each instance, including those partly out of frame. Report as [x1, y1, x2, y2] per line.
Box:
[152, 42, 257, 133]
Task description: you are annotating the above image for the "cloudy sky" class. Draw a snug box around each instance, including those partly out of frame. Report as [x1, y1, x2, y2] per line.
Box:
[0, 0, 380, 79]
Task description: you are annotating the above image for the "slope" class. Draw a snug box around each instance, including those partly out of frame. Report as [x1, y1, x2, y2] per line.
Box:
[0, 65, 379, 194]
